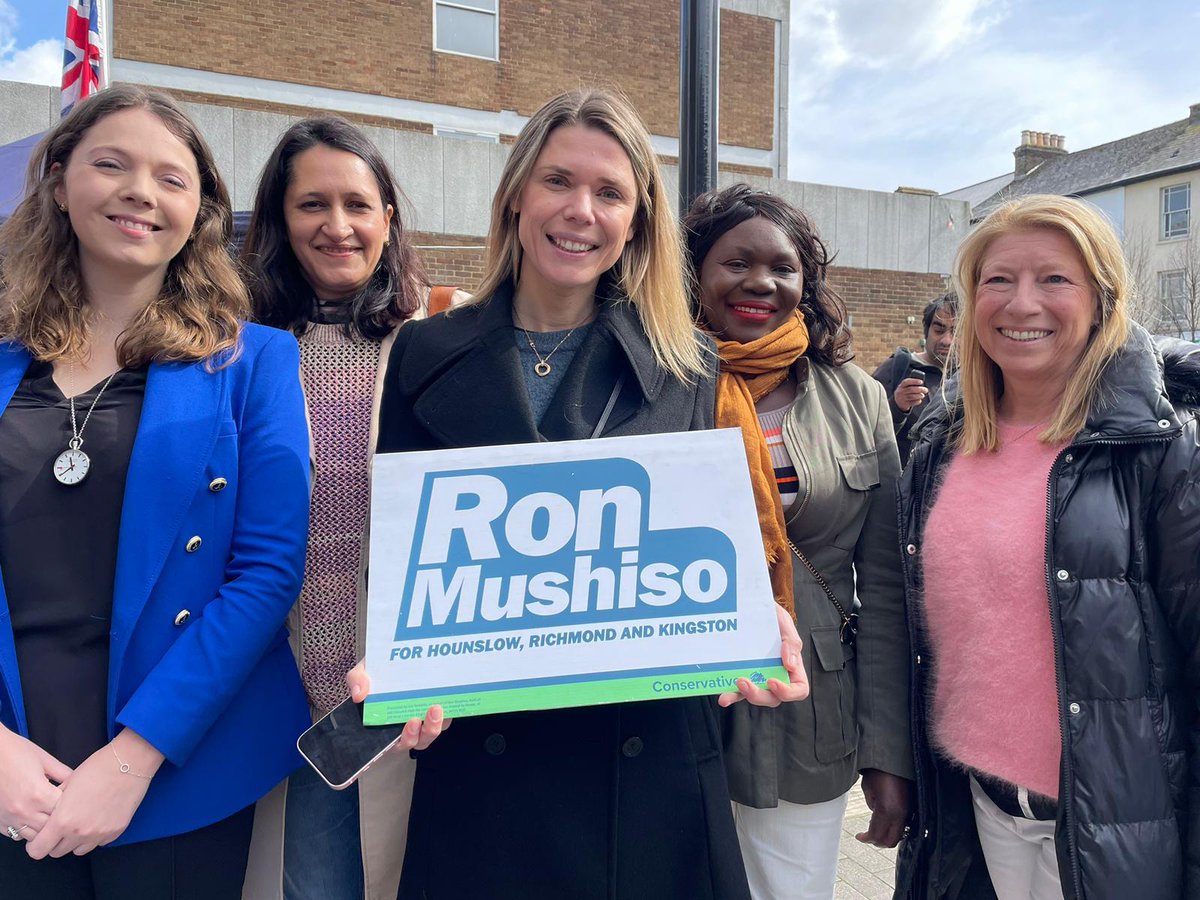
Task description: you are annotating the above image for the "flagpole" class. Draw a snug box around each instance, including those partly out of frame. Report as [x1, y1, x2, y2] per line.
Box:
[97, 0, 110, 88]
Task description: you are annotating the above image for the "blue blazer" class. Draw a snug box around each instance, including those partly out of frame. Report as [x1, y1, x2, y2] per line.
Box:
[0, 323, 312, 845]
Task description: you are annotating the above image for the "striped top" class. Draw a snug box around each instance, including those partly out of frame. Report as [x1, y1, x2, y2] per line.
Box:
[757, 404, 798, 510]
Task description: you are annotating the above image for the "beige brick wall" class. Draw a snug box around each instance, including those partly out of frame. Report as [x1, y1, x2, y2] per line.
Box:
[114, 2, 775, 150]
[830, 268, 952, 371]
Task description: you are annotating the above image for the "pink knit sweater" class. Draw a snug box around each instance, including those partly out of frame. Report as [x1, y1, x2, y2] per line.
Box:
[921, 422, 1068, 799]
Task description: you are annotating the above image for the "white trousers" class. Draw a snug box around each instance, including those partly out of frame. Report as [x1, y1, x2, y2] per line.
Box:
[969, 777, 1064, 900]
[731, 793, 849, 900]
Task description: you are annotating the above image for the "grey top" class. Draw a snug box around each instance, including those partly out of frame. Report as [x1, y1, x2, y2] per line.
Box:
[515, 324, 592, 424]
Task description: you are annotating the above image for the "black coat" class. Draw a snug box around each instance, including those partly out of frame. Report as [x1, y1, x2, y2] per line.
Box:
[377, 281, 750, 900]
[894, 326, 1200, 900]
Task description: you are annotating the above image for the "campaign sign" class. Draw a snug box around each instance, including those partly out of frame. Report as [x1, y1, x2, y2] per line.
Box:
[362, 428, 786, 724]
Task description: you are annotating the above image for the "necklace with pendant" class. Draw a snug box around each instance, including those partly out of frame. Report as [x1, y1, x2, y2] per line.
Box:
[53, 368, 118, 486]
[520, 326, 579, 377]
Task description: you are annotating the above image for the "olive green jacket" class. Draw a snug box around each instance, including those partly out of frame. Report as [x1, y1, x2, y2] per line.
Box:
[722, 357, 914, 807]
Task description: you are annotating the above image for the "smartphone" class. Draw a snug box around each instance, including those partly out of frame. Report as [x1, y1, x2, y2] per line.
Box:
[297, 697, 409, 789]
[906, 367, 926, 384]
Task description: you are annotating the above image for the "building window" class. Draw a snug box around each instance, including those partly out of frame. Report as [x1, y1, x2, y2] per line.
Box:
[1160, 269, 1187, 323]
[434, 126, 500, 144]
[434, 0, 499, 61]
[1162, 183, 1190, 240]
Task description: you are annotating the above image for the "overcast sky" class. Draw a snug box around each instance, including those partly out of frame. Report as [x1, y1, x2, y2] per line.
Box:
[3, 0, 1195, 195]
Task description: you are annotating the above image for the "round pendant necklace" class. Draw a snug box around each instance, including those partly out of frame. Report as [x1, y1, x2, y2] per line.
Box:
[53, 368, 118, 486]
[520, 326, 579, 378]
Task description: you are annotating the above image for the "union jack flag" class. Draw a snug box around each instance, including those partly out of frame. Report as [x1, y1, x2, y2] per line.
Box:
[62, 0, 106, 117]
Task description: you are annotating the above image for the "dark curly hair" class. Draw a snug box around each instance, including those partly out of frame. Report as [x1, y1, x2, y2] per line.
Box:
[240, 116, 427, 340]
[682, 183, 853, 367]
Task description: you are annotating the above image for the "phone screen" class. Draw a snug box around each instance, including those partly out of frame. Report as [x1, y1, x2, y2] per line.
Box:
[297, 697, 409, 789]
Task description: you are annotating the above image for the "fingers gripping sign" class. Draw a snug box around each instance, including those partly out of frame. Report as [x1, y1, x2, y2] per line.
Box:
[346, 661, 452, 754]
[718, 603, 809, 708]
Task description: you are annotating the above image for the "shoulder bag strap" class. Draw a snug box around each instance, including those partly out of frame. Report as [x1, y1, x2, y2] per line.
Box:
[787, 537, 857, 643]
[427, 285, 458, 316]
[590, 375, 626, 439]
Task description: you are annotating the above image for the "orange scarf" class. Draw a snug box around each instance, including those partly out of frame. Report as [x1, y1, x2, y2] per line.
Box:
[714, 313, 810, 617]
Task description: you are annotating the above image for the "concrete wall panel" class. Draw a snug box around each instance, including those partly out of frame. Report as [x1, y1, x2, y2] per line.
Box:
[395, 131, 445, 235]
[0, 81, 55, 145]
[928, 197, 969, 274]
[181, 102, 236, 200]
[835, 187, 870, 268]
[231, 108, 298, 209]
[898, 194, 932, 273]
[802, 183, 838, 248]
[441, 140, 492, 237]
[867, 191, 901, 271]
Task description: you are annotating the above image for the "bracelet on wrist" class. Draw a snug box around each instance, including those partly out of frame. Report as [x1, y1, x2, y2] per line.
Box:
[111, 745, 153, 779]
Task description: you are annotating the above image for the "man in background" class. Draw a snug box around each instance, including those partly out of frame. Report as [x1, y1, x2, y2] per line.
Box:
[872, 292, 957, 463]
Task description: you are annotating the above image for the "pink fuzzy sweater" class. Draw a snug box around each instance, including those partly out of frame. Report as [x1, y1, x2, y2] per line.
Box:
[922, 422, 1068, 799]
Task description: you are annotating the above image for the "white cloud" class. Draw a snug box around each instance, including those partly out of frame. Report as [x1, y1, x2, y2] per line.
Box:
[0, 1, 62, 87]
[0, 38, 64, 86]
[786, 0, 1193, 193]
[790, 0, 1003, 76]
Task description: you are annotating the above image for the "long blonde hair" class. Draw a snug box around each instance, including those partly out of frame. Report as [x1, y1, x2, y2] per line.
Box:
[471, 88, 705, 382]
[951, 195, 1130, 453]
[0, 85, 246, 366]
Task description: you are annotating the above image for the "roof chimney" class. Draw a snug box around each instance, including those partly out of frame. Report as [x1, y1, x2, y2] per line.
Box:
[1190, 103, 1200, 126]
[1014, 130, 1068, 178]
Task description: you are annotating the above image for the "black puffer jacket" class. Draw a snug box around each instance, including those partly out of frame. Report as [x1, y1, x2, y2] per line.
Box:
[894, 326, 1200, 900]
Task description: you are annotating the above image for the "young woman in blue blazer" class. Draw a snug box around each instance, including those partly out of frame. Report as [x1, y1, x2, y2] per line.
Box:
[0, 86, 311, 899]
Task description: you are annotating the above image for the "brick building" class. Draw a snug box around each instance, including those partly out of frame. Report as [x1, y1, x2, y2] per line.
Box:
[110, 0, 788, 178]
[0, 1, 969, 368]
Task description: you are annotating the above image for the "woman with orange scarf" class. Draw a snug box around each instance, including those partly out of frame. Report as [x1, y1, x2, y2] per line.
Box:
[685, 185, 914, 900]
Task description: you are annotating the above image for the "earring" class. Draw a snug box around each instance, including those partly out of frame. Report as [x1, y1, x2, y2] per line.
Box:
[383, 237, 391, 248]
[57, 203, 68, 213]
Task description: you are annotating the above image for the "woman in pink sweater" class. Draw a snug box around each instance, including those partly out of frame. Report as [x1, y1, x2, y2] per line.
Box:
[894, 195, 1200, 900]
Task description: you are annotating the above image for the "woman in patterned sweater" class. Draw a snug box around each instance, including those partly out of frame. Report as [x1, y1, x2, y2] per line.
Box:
[238, 117, 430, 900]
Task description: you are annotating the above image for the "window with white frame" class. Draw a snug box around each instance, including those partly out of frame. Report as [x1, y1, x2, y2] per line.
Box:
[1162, 183, 1190, 240]
[1159, 269, 1187, 322]
[433, 126, 500, 143]
[434, 0, 499, 61]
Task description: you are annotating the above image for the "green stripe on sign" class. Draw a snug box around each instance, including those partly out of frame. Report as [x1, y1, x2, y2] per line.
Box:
[362, 665, 790, 724]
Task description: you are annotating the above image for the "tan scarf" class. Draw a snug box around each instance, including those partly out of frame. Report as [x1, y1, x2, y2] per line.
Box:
[714, 312, 810, 617]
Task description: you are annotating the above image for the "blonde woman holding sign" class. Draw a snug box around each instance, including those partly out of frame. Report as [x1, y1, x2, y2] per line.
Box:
[348, 88, 808, 900]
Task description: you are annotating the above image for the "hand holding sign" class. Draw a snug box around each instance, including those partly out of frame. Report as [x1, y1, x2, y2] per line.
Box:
[717, 603, 809, 708]
[346, 661, 451, 752]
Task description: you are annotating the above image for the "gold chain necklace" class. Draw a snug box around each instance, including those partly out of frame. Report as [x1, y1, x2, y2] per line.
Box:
[520, 326, 579, 378]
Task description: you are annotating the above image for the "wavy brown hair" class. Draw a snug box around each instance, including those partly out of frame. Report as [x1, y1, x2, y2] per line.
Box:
[0, 85, 246, 366]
